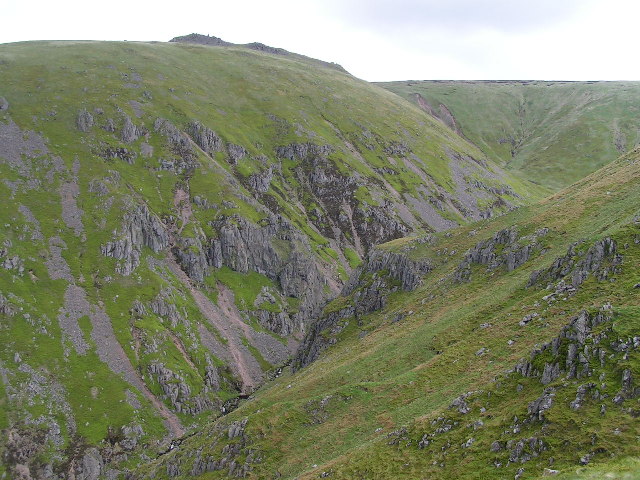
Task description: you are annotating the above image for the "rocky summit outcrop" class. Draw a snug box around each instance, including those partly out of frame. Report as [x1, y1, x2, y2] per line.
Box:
[169, 33, 349, 73]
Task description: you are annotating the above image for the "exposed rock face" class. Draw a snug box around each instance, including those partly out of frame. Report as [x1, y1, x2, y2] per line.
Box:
[74, 447, 103, 480]
[248, 166, 273, 193]
[294, 248, 431, 369]
[154, 118, 197, 170]
[76, 109, 94, 132]
[345, 249, 432, 293]
[101, 204, 169, 275]
[177, 418, 257, 478]
[148, 362, 217, 415]
[455, 227, 548, 282]
[529, 237, 621, 290]
[172, 232, 209, 283]
[207, 214, 330, 331]
[169, 33, 349, 73]
[275, 142, 333, 161]
[275, 142, 411, 250]
[0, 293, 15, 316]
[121, 115, 141, 143]
[227, 143, 247, 164]
[514, 306, 613, 384]
[185, 121, 224, 155]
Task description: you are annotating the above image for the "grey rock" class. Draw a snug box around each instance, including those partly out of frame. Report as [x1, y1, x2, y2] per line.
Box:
[186, 121, 224, 155]
[227, 143, 247, 164]
[541, 363, 560, 385]
[75, 448, 103, 480]
[155, 118, 197, 169]
[208, 215, 330, 333]
[148, 362, 216, 415]
[450, 393, 473, 414]
[120, 115, 140, 143]
[101, 203, 169, 275]
[76, 109, 94, 132]
[527, 389, 555, 422]
[248, 166, 274, 193]
[0, 96, 9, 110]
[490, 440, 504, 452]
[570, 383, 596, 410]
[103, 118, 116, 132]
[275, 142, 333, 161]
[295, 248, 431, 369]
[515, 306, 612, 384]
[529, 237, 621, 290]
[0, 293, 15, 316]
[455, 227, 547, 283]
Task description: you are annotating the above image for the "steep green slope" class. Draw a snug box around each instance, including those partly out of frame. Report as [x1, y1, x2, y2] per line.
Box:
[0, 40, 543, 478]
[143, 150, 640, 479]
[379, 80, 640, 189]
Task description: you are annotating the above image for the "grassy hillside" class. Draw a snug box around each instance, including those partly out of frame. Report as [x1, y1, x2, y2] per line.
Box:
[379, 80, 640, 190]
[0, 40, 545, 478]
[143, 149, 640, 479]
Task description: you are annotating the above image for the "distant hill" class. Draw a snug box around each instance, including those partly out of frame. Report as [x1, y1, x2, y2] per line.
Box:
[379, 80, 640, 189]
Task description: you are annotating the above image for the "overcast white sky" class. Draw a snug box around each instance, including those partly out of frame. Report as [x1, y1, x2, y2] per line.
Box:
[3, 0, 640, 81]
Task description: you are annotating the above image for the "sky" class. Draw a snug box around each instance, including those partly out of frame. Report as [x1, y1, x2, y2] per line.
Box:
[2, 0, 640, 81]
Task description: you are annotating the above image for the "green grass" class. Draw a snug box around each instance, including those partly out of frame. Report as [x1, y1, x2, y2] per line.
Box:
[379, 80, 640, 190]
[0, 39, 629, 477]
[140, 150, 640, 479]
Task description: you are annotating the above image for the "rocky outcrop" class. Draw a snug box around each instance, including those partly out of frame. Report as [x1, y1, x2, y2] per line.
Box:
[345, 249, 432, 293]
[248, 166, 273, 193]
[185, 121, 224, 156]
[0, 96, 9, 111]
[154, 118, 197, 170]
[514, 306, 613, 384]
[76, 109, 94, 132]
[207, 214, 330, 331]
[0, 293, 15, 316]
[73, 447, 104, 480]
[148, 362, 217, 415]
[455, 227, 548, 282]
[169, 33, 233, 47]
[528, 237, 622, 291]
[252, 310, 293, 337]
[185, 418, 256, 478]
[172, 232, 209, 283]
[294, 249, 431, 369]
[121, 115, 141, 143]
[275, 142, 333, 161]
[101, 204, 169, 275]
[275, 142, 411, 249]
[227, 144, 247, 164]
